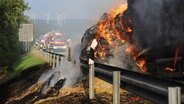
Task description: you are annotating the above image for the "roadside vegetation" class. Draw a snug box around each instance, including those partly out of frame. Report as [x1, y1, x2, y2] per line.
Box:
[0, 0, 29, 70]
[0, 0, 30, 83]
[13, 54, 45, 71]
[0, 53, 45, 85]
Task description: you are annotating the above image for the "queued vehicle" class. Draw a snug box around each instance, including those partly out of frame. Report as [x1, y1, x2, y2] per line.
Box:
[36, 31, 68, 55]
[49, 33, 67, 54]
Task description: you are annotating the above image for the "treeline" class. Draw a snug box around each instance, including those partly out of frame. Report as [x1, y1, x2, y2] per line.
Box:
[0, 0, 29, 68]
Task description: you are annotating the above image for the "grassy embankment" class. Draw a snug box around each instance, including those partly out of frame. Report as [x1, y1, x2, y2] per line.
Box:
[0, 53, 46, 85]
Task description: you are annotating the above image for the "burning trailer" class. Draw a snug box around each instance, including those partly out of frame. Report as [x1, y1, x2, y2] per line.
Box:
[80, 0, 184, 78]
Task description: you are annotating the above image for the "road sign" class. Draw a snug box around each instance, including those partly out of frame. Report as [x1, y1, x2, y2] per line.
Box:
[19, 24, 33, 42]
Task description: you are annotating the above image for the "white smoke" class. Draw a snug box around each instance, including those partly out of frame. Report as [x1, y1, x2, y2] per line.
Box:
[108, 43, 139, 71]
[37, 43, 83, 91]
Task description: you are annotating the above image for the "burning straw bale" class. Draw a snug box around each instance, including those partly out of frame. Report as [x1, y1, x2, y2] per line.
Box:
[80, 3, 147, 72]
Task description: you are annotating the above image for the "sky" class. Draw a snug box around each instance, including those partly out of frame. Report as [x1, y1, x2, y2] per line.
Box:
[25, 0, 127, 20]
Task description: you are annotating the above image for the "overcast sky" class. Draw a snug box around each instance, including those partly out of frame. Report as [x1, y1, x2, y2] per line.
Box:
[25, 0, 126, 20]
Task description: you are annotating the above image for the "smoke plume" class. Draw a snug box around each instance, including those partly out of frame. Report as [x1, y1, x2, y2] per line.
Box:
[108, 43, 138, 71]
[38, 43, 83, 93]
[129, 0, 184, 49]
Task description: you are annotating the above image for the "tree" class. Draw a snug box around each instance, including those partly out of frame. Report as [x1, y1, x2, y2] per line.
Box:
[0, 0, 29, 68]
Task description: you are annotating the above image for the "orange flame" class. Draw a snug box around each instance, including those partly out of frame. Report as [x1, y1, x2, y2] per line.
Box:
[94, 3, 147, 72]
[136, 59, 147, 72]
[165, 44, 180, 72]
[109, 4, 128, 18]
[174, 44, 179, 68]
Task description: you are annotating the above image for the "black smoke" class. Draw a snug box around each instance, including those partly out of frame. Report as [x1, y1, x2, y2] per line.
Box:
[128, 0, 184, 49]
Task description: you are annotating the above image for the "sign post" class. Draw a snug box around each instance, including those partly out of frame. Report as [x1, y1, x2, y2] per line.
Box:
[19, 24, 33, 52]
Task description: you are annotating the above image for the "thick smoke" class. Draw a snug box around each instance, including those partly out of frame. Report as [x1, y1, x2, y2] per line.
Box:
[108, 43, 138, 71]
[129, 0, 184, 49]
[38, 43, 83, 93]
[59, 43, 83, 87]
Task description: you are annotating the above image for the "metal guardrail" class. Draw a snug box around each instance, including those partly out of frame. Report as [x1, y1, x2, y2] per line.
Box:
[80, 59, 184, 104]
[32, 49, 65, 69]
[33, 48, 184, 104]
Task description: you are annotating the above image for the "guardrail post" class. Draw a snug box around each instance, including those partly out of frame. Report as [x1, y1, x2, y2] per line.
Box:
[60, 57, 62, 63]
[52, 54, 56, 69]
[48, 53, 50, 63]
[67, 39, 72, 61]
[49, 54, 52, 66]
[168, 87, 181, 104]
[113, 71, 120, 104]
[88, 39, 98, 99]
[48, 53, 50, 65]
[44, 52, 47, 62]
[89, 63, 95, 99]
[43, 52, 46, 61]
[47, 53, 49, 63]
[67, 47, 72, 61]
[56, 55, 60, 67]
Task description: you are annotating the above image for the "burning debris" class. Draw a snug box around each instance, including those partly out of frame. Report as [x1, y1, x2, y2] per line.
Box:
[33, 78, 149, 104]
[0, 65, 148, 104]
[5, 78, 66, 104]
[0, 43, 83, 104]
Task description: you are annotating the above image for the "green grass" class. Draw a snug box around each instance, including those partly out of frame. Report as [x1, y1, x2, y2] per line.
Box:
[13, 55, 45, 71]
[0, 54, 46, 85]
